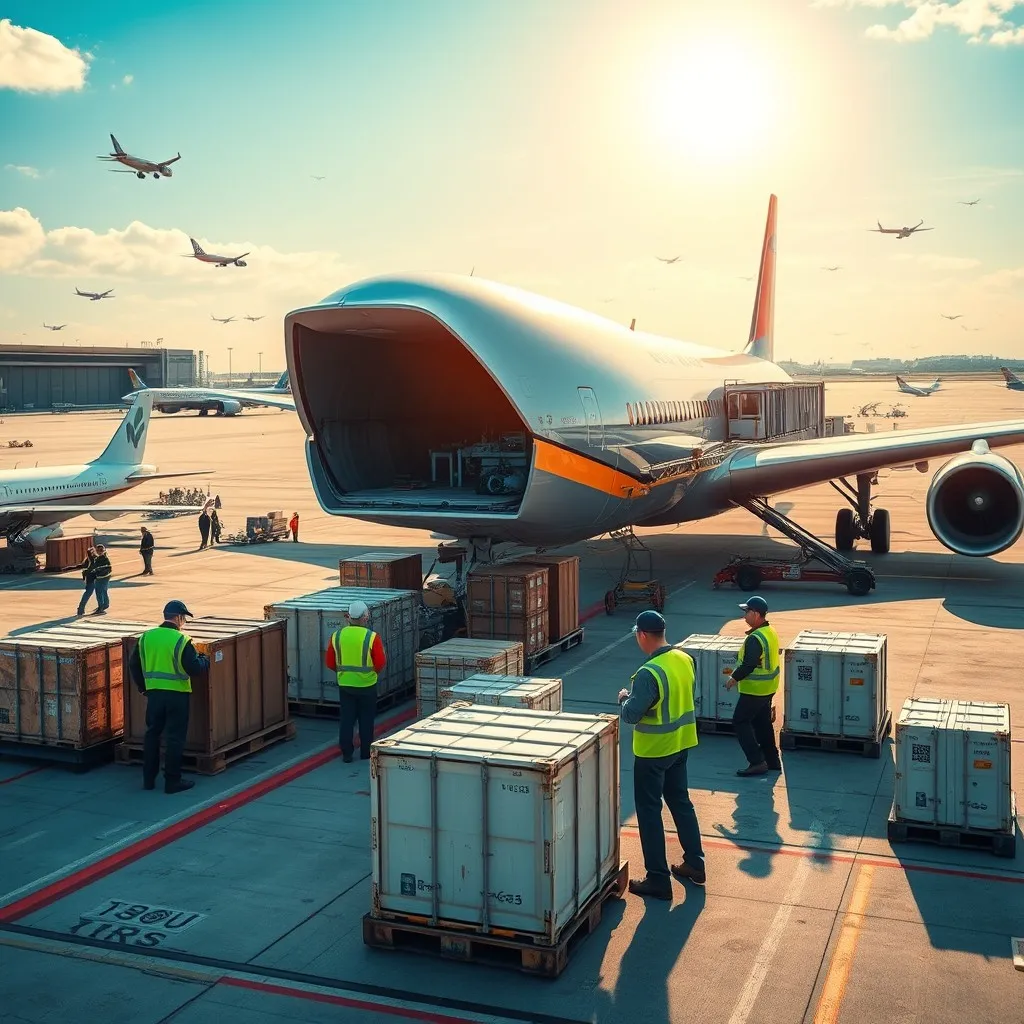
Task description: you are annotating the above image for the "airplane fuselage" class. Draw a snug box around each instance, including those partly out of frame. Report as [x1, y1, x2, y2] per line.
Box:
[121, 387, 286, 415]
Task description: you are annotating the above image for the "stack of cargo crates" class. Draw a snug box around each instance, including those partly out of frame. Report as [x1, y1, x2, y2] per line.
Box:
[465, 564, 548, 657]
[339, 552, 423, 592]
[518, 554, 582, 645]
[439, 673, 563, 713]
[887, 697, 1016, 858]
[363, 703, 628, 977]
[414, 638, 523, 717]
[676, 634, 747, 731]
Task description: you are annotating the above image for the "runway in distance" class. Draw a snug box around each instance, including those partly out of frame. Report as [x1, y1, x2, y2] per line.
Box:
[1001, 368, 1024, 392]
[75, 287, 114, 301]
[870, 219, 933, 239]
[97, 134, 181, 180]
[284, 193, 1024, 564]
[184, 238, 249, 267]
[896, 375, 942, 397]
[0, 391, 210, 551]
[123, 370, 294, 416]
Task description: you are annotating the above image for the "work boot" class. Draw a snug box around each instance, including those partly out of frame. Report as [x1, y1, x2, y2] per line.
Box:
[165, 779, 195, 794]
[142, 778, 155, 791]
[670, 862, 707, 886]
[737, 762, 769, 777]
[628, 876, 673, 900]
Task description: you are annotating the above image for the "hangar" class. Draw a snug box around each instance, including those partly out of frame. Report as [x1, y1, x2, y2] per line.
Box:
[0, 344, 195, 412]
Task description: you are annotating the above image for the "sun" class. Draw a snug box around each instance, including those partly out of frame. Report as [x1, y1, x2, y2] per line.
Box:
[649, 39, 777, 168]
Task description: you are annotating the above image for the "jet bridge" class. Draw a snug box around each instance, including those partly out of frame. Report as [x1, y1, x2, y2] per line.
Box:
[724, 381, 825, 443]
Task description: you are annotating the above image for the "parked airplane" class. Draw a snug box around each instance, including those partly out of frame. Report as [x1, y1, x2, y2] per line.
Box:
[184, 238, 249, 268]
[97, 134, 181, 180]
[283, 193, 1024, 568]
[211, 314, 236, 324]
[75, 287, 115, 301]
[0, 392, 211, 551]
[243, 314, 265, 322]
[870, 219, 934, 239]
[43, 323, 67, 331]
[123, 370, 294, 416]
[896, 376, 942, 397]
[1000, 368, 1024, 392]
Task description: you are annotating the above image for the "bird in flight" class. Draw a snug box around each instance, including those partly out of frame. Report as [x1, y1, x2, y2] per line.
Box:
[311, 175, 326, 182]
[957, 199, 980, 206]
[940, 314, 962, 321]
[822, 265, 842, 272]
[961, 324, 981, 332]
[737, 274, 754, 281]
[656, 255, 682, 264]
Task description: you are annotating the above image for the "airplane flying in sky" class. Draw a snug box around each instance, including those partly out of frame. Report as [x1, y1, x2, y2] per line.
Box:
[822, 265, 841, 272]
[0, 391, 211, 552]
[940, 314, 962, 321]
[97, 134, 181, 180]
[123, 370, 294, 416]
[184, 238, 249, 268]
[211, 314, 236, 324]
[43, 323, 67, 331]
[870, 219, 934, 239]
[243, 314, 265, 321]
[75, 287, 115, 301]
[1000, 368, 1024, 392]
[283, 193, 1024, 570]
[957, 199, 980, 206]
[656, 255, 682, 264]
[896, 376, 942, 397]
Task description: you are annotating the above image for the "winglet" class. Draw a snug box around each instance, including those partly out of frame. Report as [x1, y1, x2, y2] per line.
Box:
[744, 194, 777, 362]
[91, 391, 153, 465]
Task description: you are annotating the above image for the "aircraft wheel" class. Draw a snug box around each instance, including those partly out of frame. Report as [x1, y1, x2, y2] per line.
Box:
[652, 585, 666, 612]
[604, 590, 617, 615]
[846, 568, 873, 597]
[735, 564, 762, 591]
[835, 508, 856, 551]
[869, 508, 891, 554]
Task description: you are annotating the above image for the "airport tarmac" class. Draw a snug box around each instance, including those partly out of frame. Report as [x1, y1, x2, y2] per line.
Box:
[0, 379, 1022, 1024]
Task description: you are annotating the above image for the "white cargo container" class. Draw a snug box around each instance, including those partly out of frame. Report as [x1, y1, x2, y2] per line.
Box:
[783, 631, 886, 739]
[894, 697, 1014, 832]
[439, 673, 563, 713]
[264, 587, 419, 703]
[677, 634, 743, 721]
[415, 638, 524, 717]
[369, 704, 621, 940]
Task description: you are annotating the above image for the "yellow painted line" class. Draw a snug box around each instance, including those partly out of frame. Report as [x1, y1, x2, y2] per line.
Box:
[813, 864, 875, 1024]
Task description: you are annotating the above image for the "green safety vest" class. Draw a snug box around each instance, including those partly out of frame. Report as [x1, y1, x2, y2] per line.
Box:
[737, 624, 780, 697]
[138, 626, 192, 694]
[332, 625, 379, 688]
[632, 649, 698, 759]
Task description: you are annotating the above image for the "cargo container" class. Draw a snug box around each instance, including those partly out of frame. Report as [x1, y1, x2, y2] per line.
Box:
[466, 564, 549, 655]
[894, 697, 1014, 832]
[264, 587, 419, 704]
[724, 381, 825, 442]
[0, 619, 148, 747]
[44, 534, 94, 573]
[783, 631, 887, 740]
[517, 554, 580, 641]
[824, 414, 848, 437]
[122, 617, 288, 756]
[339, 551, 423, 593]
[439, 673, 563, 713]
[677, 634, 744, 722]
[369, 704, 621, 940]
[415, 638, 524, 717]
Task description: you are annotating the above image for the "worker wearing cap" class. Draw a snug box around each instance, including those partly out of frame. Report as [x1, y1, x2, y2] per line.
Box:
[724, 595, 782, 777]
[128, 600, 210, 794]
[325, 599, 387, 762]
[617, 609, 705, 899]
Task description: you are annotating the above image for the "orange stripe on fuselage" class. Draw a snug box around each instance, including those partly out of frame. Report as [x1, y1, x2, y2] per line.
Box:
[533, 439, 650, 498]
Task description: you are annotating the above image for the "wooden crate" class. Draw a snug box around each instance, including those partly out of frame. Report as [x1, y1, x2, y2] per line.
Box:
[44, 534, 95, 573]
[340, 551, 423, 592]
[415, 638, 524, 717]
[466, 564, 549, 655]
[518, 555, 580, 641]
[122, 616, 289, 755]
[0, 619, 148, 748]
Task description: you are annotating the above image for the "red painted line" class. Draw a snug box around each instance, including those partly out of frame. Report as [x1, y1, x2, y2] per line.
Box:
[579, 598, 605, 623]
[0, 706, 416, 924]
[0, 767, 45, 786]
[221, 976, 485, 1024]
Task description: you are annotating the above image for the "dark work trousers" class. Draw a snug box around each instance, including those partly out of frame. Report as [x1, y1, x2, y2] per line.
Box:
[141, 550, 153, 574]
[338, 684, 377, 760]
[143, 689, 191, 787]
[733, 693, 781, 767]
[633, 749, 705, 880]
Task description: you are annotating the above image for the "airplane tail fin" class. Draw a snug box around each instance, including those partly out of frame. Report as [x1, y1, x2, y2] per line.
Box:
[110, 134, 125, 155]
[896, 376, 908, 387]
[92, 391, 152, 465]
[128, 368, 147, 390]
[744, 194, 777, 362]
[274, 370, 289, 390]
[1000, 367, 1022, 385]
[190, 238, 206, 256]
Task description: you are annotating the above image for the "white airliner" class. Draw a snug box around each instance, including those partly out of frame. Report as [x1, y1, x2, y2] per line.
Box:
[97, 134, 181, 180]
[870, 219, 934, 239]
[75, 287, 115, 301]
[0, 391, 211, 552]
[243, 314, 265, 322]
[184, 238, 249, 268]
[896, 376, 942, 397]
[211, 314, 236, 324]
[283, 193, 1024, 568]
[43, 323, 67, 331]
[123, 370, 294, 416]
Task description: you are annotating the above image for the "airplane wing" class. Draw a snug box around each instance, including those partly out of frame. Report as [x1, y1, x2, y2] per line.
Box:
[126, 469, 215, 480]
[197, 388, 295, 411]
[914, 227, 935, 232]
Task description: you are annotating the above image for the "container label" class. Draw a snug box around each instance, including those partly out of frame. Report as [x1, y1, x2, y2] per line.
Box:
[215, 651, 223, 663]
[915, 791, 929, 807]
[849, 677, 864, 687]
[911, 743, 931, 764]
[973, 759, 992, 770]
[797, 665, 813, 681]
[501, 783, 530, 794]
[399, 873, 438, 896]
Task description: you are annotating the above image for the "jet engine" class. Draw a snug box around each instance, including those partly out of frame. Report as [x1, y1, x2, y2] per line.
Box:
[234, 260, 247, 267]
[20, 523, 64, 553]
[925, 440, 1024, 557]
[158, 165, 174, 177]
[217, 399, 242, 416]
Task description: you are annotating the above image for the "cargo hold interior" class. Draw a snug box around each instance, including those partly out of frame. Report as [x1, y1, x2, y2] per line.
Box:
[293, 311, 533, 513]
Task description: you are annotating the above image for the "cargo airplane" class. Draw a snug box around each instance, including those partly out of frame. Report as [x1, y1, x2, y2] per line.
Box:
[184, 238, 249, 268]
[870, 219, 933, 239]
[0, 392, 211, 551]
[123, 370, 294, 416]
[282, 194, 1024, 567]
[896, 376, 942, 397]
[97, 134, 181, 180]
[1000, 368, 1024, 392]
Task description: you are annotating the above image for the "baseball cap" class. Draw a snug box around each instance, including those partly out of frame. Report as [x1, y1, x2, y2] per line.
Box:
[739, 596, 768, 615]
[163, 600, 194, 619]
[348, 599, 369, 619]
[632, 610, 666, 634]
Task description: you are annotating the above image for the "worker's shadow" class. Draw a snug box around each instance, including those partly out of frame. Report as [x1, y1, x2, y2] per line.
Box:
[713, 783, 783, 879]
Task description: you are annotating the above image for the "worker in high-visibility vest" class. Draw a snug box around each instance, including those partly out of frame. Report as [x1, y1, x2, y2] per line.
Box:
[325, 600, 387, 762]
[618, 610, 705, 899]
[724, 595, 783, 777]
[128, 600, 210, 794]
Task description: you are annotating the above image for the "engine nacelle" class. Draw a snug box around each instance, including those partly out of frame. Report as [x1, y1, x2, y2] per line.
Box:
[218, 399, 242, 416]
[21, 523, 64, 552]
[925, 441, 1024, 556]
[235, 260, 247, 267]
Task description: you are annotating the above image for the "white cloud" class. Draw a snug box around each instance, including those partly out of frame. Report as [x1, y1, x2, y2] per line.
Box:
[816, 1, 1024, 44]
[122, 73, 133, 86]
[0, 18, 90, 92]
[4, 163, 39, 178]
[890, 252, 983, 270]
[0, 207, 47, 269]
[979, 266, 1024, 288]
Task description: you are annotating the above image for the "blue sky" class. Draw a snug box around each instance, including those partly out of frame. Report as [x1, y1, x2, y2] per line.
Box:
[3, 0, 1024, 371]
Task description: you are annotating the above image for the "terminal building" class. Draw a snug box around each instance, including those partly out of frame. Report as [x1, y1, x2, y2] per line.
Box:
[0, 344, 196, 412]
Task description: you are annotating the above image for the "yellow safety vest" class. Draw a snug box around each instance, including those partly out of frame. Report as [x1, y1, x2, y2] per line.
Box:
[631, 649, 698, 758]
[737, 624, 780, 697]
[138, 626, 192, 694]
[332, 625, 379, 688]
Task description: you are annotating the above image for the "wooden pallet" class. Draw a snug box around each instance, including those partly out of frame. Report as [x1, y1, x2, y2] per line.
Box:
[0, 736, 118, 773]
[524, 627, 585, 673]
[363, 860, 628, 978]
[115, 719, 296, 776]
[886, 796, 1018, 859]
[288, 682, 415, 719]
[779, 709, 891, 759]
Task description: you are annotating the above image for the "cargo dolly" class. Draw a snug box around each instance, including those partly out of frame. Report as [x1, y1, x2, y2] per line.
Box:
[712, 498, 876, 597]
[604, 527, 666, 615]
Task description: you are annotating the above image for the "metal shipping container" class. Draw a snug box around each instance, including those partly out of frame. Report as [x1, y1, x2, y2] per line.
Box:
[439, 673, 563, 713]
[894, 697, 1014, 832]
[369, 704, 621, 940]
[264, 587, 419, 703]
[415, 638, 524, 717]
[783, 631, 887, 739]
[677, 634, 745, 721]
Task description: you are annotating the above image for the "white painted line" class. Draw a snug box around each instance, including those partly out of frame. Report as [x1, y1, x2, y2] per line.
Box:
[2, 830, 46, 851]
[726, 857, 814, 1024]
[1013, 936, 1024, 972]
[94, 821, 138, 840]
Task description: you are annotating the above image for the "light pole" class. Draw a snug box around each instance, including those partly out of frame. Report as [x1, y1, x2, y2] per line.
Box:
[227, 347, 233, 386]
[258, 351, 262, 375]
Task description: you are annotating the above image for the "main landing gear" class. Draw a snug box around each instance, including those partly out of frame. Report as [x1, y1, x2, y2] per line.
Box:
[831, 473, 890, 554]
